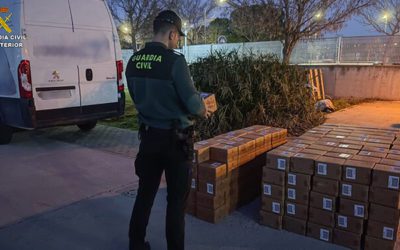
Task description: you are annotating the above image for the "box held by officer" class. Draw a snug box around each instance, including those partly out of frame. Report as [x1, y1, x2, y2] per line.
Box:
[200, 92, 217, 113]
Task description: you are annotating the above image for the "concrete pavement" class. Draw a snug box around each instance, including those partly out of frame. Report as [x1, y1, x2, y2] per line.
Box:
[326, 101, 400, 129]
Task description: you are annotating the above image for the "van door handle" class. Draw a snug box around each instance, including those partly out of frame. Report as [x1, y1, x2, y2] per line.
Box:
[86, 69, 93, 81]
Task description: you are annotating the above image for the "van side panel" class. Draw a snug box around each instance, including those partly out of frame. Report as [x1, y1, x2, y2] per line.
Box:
[0, 48, 16, 96]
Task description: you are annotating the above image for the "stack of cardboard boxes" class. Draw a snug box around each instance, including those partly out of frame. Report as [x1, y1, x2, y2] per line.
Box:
[188, 125, 287, 223]
[261, 124, 400, 250]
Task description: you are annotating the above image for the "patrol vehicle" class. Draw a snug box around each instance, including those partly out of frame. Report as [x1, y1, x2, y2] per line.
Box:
[0, 0, 125, 144]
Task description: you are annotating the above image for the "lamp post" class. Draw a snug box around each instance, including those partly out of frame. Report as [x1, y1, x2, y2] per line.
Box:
[383, 14, 389, 33]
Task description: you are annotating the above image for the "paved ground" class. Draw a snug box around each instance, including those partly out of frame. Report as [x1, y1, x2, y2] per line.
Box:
[326, 101, 400, 129]
[0, 125, 344, 250]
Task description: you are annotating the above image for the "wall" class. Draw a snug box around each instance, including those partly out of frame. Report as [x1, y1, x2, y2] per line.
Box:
[319, 66, 400, 100]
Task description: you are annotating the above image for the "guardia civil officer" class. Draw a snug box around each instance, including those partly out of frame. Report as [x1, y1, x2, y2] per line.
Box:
[125, 10, 211, 250]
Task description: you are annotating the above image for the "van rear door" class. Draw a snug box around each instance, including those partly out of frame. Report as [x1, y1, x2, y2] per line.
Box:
[23, 0, 81, 111]
[68, 0, 118, 108]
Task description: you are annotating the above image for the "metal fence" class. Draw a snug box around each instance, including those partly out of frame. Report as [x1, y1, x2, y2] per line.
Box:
[122, 35, 400, 67]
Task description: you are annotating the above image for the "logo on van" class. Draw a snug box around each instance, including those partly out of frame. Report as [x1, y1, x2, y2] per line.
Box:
[52, 71, 60, 80]
[0, 7, 12, 33]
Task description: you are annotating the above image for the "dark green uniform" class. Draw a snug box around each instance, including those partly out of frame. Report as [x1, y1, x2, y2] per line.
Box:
[126, 41, 204, 250]
[125, 42, 205, 129]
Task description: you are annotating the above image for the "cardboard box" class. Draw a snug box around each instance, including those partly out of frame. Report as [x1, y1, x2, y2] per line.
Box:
[285, 202, 309, 220]
[243, 125, 270, 132]
[198, 161, 227, 182]
[306, 144, 334, 152]
[369, 203, 400, 224]
[364, 142, 391, 149]
[330, 148, 360, 155]
[306, 222, 333, 242]
[209, 144, 239, 171]
[362, 146, 389, 154]
[364, 236, 400, 250]
[261, 197, 284, 215]
[194, 140, 218, 164]
[358, 150, 387, 158]
[370, 186, 400, 209]
[266, 150, 294, 172]
[380, 159, 400, 167]
[286, 187, 310, 205]
[351, 155, 382, 164]
[200, 92, 217, 113]
[314, 140, 339, 147]
[300, 148, 327, 156]
[262, 183, 284, 201]
[277, 145, 304, 153]
[308, 207, 335, 227]
[238, 152, 256, 166]
[283, 216, 307, 236]
[314, 156, 345, 180]
[232, 137, 256, 156]
[367, 219, 400, 241]
[196, 191, 226, 209]
[339, 198, 369, 219]
[333, 229, 363, 250]
[339, 182, 369, 202]
[259, 210, 283, 230]
[196, 204, 228, 223]
[390, 149, 400, 155]
[372, 164, 400, 190]
[286, 172, 312, 190]
[335, 214, 364, 234]
[198, 178, 229, 196]
[254, 130, 272, 147]
[290, 153, 321, 175]
[309, 191, 337, 212]
[262, 167, 285, 186]
[324, 152, 354, 160]
[240, 133, 264, 150]
[312, 176, 339, 196]
[387, 154, 400, 161]
[342, 159, 375, 185]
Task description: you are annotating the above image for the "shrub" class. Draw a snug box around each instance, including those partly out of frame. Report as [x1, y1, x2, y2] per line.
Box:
[190, 50, 325, 139]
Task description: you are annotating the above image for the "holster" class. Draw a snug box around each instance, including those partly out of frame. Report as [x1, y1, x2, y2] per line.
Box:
[173, 121, 194, 161]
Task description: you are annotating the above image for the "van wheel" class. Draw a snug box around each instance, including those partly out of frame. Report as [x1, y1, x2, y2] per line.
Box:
[0, 124, 13, 145]
[77, 121, 97, 132]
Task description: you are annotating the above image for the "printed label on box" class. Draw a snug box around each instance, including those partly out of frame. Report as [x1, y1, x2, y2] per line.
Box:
[288, 188, 296, 200]
[272, 202, 281, 214]
[354, 205, 365, 218]
[339, 153, 351, 158]
[287, 203, 296, 215]
[336, 135, 345, 139]
[207, 183, 214, 195]
[388, 176, 400, 190]
[359, 151, 372, 156]
[339, 144, 349, 148]
[383, 227, 395, 240]
[323, 198, 333, 211]
[318, 163, 328, 176]
[263, 184, 272, 196]
[338, 215, 348, 228]
[342, 184, 352, 197]
[320, 229, 330, 241]
[288, 174, 296, 186]
[191, 178, 196, 189]
[211, 162, 221, 167]
[346, 167, 356, 180]
[327, 142, 336, 146]
[277, 159, 286, 170]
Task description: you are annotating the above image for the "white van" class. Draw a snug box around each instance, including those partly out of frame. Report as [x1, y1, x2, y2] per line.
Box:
[0, 0, 125, 144]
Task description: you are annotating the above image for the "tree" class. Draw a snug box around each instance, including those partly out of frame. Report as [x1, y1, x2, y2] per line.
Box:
[229, 0, 372, 63]
[207, 18, 243, 43]
[160, 0, 216, 44]
[107, 0, 160, 52]
[230, 3, 283, 42]
[361, 0, 400, 35]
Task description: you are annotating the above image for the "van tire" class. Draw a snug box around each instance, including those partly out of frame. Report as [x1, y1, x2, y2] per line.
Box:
[0, 124, 13, 145]
[77, 121, 97, 132]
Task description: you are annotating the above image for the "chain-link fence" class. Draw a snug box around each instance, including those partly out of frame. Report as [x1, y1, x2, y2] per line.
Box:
[122, 35, 400, 67]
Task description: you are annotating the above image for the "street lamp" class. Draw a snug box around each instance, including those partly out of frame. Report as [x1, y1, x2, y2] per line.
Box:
[381, 12, 390, 33]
